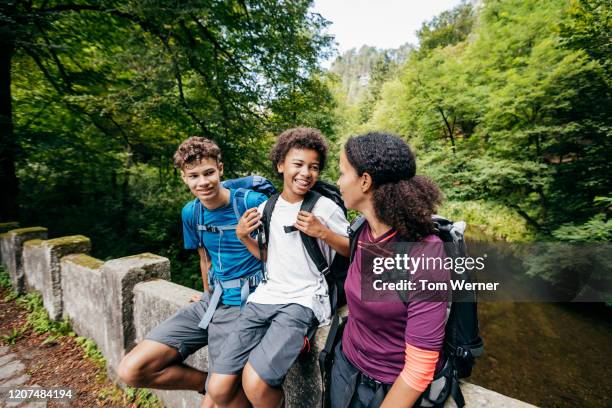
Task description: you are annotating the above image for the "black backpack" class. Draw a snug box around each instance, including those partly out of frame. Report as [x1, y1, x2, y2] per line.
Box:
[320, 215, 484, 408]
[257, 180, 350, 315]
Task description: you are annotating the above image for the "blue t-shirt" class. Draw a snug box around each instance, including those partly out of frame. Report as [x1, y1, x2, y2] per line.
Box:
[181, 188, 267, 306]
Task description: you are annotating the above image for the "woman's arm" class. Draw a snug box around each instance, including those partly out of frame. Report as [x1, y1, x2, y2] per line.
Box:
[380, 377, 423, 408]
[381, 344, 440, 408]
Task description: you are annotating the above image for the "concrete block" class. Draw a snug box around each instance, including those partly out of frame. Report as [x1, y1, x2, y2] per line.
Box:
[1, 227, 47, 293]
[0, 222, 19, 268]
[133, 280, 205, 408]
[61, 254, 105, 348]
[101, 253, 171, 375]
[284, 306, 347, 408]
[453, 381, 538, 407]
[22, 235, 91, 320]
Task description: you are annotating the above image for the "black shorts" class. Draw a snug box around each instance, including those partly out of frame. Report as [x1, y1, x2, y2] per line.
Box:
[329, 341, 392, 408]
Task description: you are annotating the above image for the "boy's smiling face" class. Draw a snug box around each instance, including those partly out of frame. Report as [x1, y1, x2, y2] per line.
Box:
[181, 158, 224, 204]
[277, 147, 320, 202]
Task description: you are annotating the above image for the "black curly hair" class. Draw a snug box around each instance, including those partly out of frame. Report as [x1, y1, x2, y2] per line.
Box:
[173, 136, 221, 169]
[269, 127, 328, 177]
[344, 132, 443, 241]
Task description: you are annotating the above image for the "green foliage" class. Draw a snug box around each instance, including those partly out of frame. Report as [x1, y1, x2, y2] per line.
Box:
[440, 200, 533, 242]
[16, 293, 72, 336]
[552, 213, 612, 242]
[75, 336, 106, 369]
[1, 327, 28, 345]
[330, 44, 411, 105]
[362, 0, 611, 244]
[0, 268, 11, 290]
[6, 0, 337, 289]
[98, 384, 162, 407]
[417, 0, 475, 53]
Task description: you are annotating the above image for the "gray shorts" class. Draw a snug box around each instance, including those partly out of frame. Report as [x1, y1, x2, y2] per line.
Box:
[145, 292, 240, 368]
[212, 302, 318, 387]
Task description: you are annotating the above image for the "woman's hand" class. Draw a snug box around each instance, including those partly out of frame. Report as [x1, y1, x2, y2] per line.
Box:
[189, 293, 202, 303]
[237, 208, 262, 241]
[294, 210, 328, 239]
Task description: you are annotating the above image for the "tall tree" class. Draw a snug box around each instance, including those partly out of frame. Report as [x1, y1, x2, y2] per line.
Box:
[2, 0, 334, 222]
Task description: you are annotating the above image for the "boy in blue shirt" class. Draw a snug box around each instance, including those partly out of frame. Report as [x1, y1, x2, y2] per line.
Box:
[118, 137, 267, 407]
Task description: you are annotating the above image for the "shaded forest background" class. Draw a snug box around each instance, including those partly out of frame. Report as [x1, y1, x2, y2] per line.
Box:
[1, 0, 610, 291]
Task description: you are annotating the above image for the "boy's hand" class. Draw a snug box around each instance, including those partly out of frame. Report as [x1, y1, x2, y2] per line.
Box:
[237, 208, 262, 241]
[295, 210, 328, 239]
[189, 293, 202, 303]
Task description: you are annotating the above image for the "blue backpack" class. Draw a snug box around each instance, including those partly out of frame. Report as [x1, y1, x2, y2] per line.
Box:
[193, 175, 276, 330]
[192, 175, 277, 246]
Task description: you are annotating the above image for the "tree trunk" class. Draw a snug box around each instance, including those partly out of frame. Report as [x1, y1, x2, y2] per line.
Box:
[0, 26, 19, 221]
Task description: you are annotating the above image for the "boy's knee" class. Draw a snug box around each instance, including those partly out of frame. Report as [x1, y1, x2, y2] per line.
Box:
[242, 364, 276, 405]
[117, 354, 148, 387]
[207, 373, 240, 405]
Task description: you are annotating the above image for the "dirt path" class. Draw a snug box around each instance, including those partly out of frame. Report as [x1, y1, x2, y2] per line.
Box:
[0, 286, 133, 407]
[471, 302, 612, 408]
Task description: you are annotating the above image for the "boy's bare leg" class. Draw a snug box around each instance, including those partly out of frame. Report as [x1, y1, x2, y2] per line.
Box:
[200, 394, 216, 408]
[242, 362, 284, 408]
[118, 340, 206, 391]
[207, 373, 250, 408]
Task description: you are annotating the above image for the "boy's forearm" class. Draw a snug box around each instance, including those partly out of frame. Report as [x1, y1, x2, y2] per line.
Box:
[320, 229, 350, 257]
[239, 235, 262, 260]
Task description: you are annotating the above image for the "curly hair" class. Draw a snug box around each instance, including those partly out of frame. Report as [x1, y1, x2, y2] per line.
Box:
[344, 132, 443, 241]
[269, 127, 328, 177]
[173, 136, 221, 169]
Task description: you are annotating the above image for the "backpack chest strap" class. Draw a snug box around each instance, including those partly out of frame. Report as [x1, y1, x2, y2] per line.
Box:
[196, 224, 237, 233]
[197, 270, 263, 330]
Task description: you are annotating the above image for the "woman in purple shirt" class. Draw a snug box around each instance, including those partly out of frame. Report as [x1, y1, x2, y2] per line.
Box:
[332, 132, 449, 408]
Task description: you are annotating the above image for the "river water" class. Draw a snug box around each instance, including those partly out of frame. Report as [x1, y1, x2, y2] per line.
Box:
[465, 228, 611, 407]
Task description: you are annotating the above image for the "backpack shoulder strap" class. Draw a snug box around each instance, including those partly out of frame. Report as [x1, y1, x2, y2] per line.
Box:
[348, 215, 367, 262]
[299, 191, 330, 275]
[191, 198, 205, 247]
[232, 188, 251, 221]
[258, 193, 281, 277]
[262, 192, 281, 241]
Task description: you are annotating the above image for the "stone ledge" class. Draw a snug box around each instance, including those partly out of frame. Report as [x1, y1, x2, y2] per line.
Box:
[22, 235, 91, 320]
[132, 280, 204, 408]
[61, 254, 106, 348]
[1, 227, 48, 293]
[101, 253, 171, 375]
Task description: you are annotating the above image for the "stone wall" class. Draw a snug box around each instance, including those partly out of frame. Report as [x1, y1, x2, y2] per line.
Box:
[0, 224, 537, 408]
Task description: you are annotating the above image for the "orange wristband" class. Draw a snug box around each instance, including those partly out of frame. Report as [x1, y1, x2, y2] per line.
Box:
[399, 343, 440, 392]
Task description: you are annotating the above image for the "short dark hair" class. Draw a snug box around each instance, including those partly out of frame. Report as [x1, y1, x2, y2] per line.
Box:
[269, 127, 328, 177]
[173, 137, 221, 169]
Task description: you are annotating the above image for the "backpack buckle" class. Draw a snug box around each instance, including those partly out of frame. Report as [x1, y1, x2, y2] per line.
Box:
[455, 346, 469, 359]
[197, 224, 219, 233]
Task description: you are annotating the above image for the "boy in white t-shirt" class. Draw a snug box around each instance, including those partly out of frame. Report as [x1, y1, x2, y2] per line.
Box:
[208, 127, 350, 408]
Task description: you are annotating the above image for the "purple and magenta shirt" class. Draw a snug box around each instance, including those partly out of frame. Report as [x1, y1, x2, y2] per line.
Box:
[342, 221, 450, 383]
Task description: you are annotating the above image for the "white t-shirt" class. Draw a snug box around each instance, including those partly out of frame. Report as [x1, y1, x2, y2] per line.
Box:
[248, 195, 349, 325]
